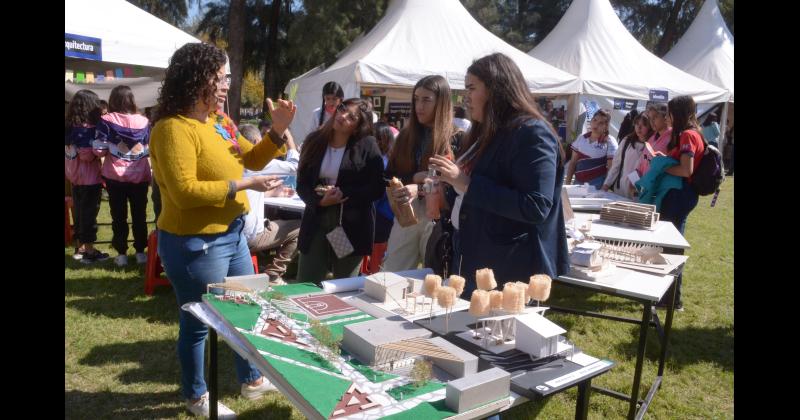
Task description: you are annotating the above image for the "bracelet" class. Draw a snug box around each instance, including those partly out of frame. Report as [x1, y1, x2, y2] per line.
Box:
[227, 180, 237, 200]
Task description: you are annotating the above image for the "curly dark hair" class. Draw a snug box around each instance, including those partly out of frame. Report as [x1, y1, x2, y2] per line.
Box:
[154, 43, 227, 122]
[65, 89, 100, 131]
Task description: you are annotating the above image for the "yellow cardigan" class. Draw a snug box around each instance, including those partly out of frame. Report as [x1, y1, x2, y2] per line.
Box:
[150, 113, 285, 235]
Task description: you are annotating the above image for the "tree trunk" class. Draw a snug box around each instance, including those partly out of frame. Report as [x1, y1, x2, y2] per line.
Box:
[262, 0, 283, 106]
[655, 0, 685, 57]
[227, 0, 246, 124]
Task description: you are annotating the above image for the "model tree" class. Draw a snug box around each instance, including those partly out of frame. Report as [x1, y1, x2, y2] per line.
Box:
[410, 359, 433, 388]
[309, 318, 341, 364]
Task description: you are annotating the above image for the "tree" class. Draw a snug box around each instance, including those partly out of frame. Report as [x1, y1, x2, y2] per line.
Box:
[127, 0, 190, 27]
[242, 71, 265, 108]
[410, 359, 433, 388]
[228, 0, 246, 123]
[309, 319, 341, 363]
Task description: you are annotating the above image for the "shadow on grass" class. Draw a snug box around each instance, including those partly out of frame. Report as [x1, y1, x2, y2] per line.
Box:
[66, 277, 176, 324]
[613, 324, 733, 372]
[65, 390, 183, 419]
[79, 339, 180, 385]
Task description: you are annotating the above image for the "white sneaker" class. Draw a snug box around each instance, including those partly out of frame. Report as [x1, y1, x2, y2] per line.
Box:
[186, 393, 236, 419]
[135, 252, 147, 264]
[114, 254, 128, 267]
[241, 377, 277, 400]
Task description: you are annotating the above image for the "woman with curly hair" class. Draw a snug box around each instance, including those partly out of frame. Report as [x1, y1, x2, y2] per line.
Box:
[149, 42, 296, 417]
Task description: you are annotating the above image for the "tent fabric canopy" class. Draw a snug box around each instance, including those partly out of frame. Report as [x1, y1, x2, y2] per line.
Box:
[663, 0, 734, 102]
[65, 0, 202, 69]
[285, 0, 580, 143]
[528, 0, 730, 104]
[65, 0, 205, 107]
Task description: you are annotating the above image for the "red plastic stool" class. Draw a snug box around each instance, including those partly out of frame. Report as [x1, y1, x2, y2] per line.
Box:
[144, 230, 171, 295]
[64, 197, 74, 247]
[360, 242, 388, 275]
[251, 253, 260, 274]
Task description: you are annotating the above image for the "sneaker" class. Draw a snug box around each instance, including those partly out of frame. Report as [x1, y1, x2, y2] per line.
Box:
[135, 252, 147, 264]
[80, 250, 110, 264]
[114, 254, 128, 267]
[268, 276, 287, 286]
[72, 250, 85, 261]
[186, 393, 236, 419]
[241, 377, 277, 400]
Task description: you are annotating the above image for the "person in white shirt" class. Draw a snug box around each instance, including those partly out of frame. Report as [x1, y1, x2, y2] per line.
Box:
[565, 109, 618, 189]
[310, 81, 344, 131]
[239, 124, 301, 283]
[602, 113, 653, 198]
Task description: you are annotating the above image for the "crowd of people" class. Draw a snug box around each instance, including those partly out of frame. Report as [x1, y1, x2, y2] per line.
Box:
[65, 41, 724, 417]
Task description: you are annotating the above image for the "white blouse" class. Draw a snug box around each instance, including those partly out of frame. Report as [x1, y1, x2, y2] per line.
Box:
[319, 144, 346, 185]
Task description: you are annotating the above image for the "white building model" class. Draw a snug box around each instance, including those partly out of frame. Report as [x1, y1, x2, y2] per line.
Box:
[514, 312, 567, 358]
[364, 272, 409, 303]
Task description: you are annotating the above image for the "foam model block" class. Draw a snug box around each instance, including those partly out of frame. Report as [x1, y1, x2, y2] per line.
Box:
[427, 336, 478, 378]
[445, 367, 511, 413]
[342, 316, 432, 365]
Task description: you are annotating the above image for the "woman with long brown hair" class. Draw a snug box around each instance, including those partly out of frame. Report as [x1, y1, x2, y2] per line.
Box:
[296, 98, 385, 283]
[602, 112, 653, 198]
[651, 95, 706, 310]
[429, 53, 569, 296]
[382, 75, 459, 271]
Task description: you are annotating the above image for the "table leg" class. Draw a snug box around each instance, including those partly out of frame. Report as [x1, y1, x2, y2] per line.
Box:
[576, 379, 591, 420]
[627, 304, 651, 419]
[658, 277, 677, 377]
[209, 329, 218, 420]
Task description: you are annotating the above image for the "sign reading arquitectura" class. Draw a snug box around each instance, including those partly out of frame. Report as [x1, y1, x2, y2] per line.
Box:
[65, 33, 102, 61]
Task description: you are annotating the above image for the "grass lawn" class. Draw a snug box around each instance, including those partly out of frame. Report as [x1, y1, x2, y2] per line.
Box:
[66, 178, 733, 419]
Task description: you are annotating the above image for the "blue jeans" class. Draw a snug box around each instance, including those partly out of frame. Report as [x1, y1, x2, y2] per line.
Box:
[658, 179, 699, 307]
[158, 216, 262, 400]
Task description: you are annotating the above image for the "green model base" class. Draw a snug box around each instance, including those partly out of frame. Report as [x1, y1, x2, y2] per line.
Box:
[343, 351, 399, 383]
[386, 381, 446, 401]
[380, 399, 457, 420]
[242, 331, 341, 374]
[205, 294, 261, 330]
[261, 354, 352, 419]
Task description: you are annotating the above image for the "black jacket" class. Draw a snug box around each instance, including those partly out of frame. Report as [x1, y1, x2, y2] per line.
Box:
[456, 119, 570, 292]
[296, 136, 386, 256]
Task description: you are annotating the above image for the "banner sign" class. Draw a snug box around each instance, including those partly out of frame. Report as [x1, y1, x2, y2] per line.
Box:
[65, 33, 102, 61]
[613, 98, 638, 111]
[648, 89, 668, 102]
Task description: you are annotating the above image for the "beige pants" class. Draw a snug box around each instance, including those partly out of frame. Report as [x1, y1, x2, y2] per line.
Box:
[247, 219, 301, 278]
[381, 198, 434, 272]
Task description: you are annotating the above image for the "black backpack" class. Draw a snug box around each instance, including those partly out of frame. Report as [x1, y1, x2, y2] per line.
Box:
[691, 141, 725, 196]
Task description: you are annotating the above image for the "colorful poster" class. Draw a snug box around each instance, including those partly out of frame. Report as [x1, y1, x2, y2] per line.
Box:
[65, 69, 74, 82]
[613, 98, 638, 111]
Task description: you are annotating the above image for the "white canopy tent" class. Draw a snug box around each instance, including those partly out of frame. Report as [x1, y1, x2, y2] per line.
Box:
[664, 0, 733, 154]
[65, 0, 205, 107]
[528, 0, 730, 140]
[663, 0, 733, 102]
[284, 0, 580, 143]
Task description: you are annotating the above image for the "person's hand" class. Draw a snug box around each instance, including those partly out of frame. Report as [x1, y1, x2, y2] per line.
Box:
[429, 155, 469, 192]
[391, 183, 418, 205]
[319, 187, 348, 206]
[412, 171, 429, 184]
[652, 151, 666, 157]
[266, 98, 297, 137]
[248, 175, 283, 192]
[629, 185, 638, 197]
[601, 184, 610, 192]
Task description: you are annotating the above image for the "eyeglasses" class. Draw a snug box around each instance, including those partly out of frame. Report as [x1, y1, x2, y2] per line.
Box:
[337, 103, 359, 123]
[217, 74, 232, 87]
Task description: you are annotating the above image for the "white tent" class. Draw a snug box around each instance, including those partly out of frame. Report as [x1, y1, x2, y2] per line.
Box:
[528, 0, 730, 139]
[285, 0, 580, 143]
[663, 0, 734, 102]
[65, 0, 204, 107]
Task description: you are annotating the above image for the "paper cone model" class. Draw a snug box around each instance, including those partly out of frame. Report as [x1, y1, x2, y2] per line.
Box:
[476, 268, 497, 291]
[528, 274, 552, 302]
[468, 290, 490, 317]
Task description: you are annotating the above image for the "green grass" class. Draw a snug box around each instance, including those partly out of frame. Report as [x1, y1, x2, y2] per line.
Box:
[241, 332, 341, 374]
[66, 178, 734, 418]
[344, 353, 399, 382]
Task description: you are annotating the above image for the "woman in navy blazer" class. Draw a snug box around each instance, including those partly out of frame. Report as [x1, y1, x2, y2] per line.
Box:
[430, 53, 570, 296]
[296, 98, 385, 284]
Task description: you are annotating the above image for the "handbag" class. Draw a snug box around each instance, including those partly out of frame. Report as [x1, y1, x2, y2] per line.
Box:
[326, 203, 354, 258]
[424, 212, 455, 277]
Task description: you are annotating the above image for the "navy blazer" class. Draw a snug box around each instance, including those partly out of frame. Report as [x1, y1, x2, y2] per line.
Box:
[456, 119, 570, 294]
[296, 136, 385, 256]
